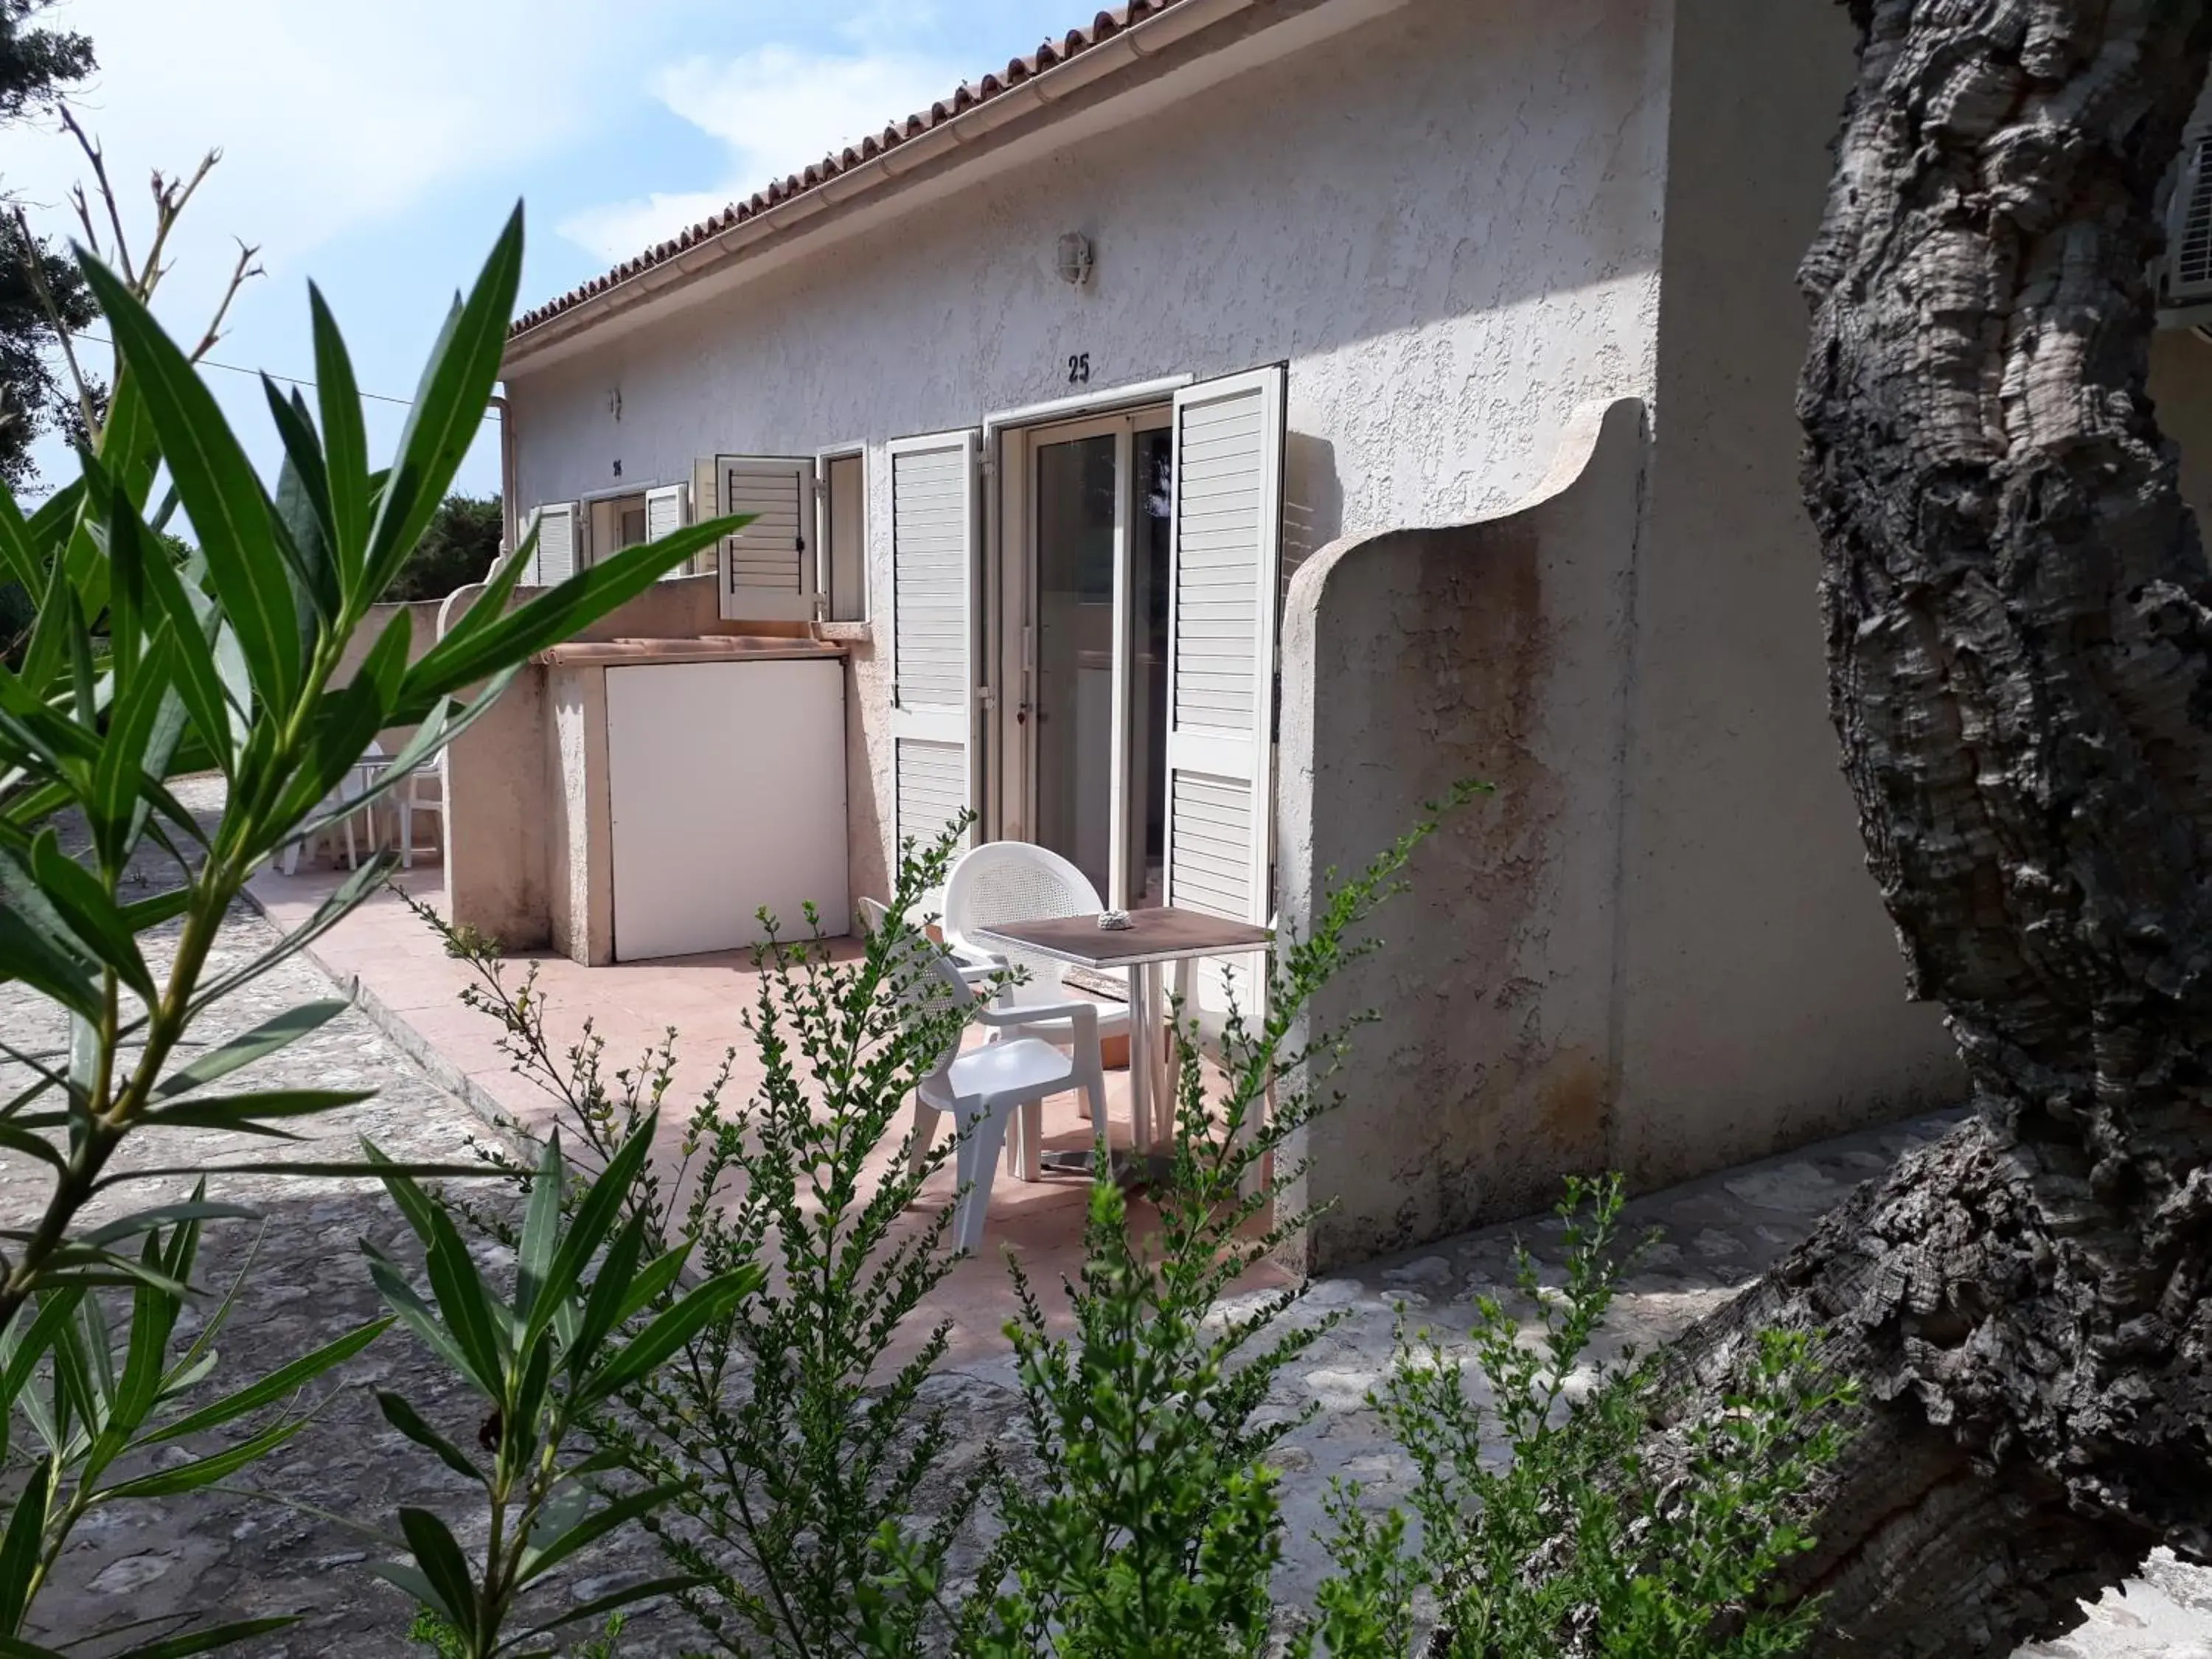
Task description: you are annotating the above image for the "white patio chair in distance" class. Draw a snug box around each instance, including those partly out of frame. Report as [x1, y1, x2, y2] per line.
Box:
[276, 741, 383, 874]
[394, 748, 445, 870]
[940, 842, 1134, 1146]
[860, 897, 1107, 1242]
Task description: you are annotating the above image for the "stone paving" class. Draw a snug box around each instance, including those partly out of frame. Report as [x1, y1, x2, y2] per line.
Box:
[2, 777, 2207, 1655]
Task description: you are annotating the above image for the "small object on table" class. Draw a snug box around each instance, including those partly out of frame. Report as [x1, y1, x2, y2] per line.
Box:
[1097, 909, 1133, 931]
[970, 907, 1275, 1180]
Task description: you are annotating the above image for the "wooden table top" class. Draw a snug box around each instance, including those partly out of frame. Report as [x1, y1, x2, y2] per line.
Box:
[971, 905, 1274, 970]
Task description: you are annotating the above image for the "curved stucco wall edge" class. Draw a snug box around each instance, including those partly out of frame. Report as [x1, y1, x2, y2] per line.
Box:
[1273, 396, 1649, 1268]
[1279, 393, 1648, 661]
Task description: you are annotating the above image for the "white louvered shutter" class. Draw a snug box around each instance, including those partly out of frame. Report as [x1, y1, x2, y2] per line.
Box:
[691, 456, 720, 576]
[2172, 131, 2212, 303]
[717, 456, 815, 622]
[1164, 365, 1285, 1018]
[888, 428, 981, 856]
[644, 483, 687, 578]
[532, 502, 577, 587]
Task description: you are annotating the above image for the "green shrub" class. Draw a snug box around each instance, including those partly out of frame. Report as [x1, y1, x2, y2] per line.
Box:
[419, 821, 985, 1658]
[364, 1126, 760, 1658]
[407, 778, 1850, 1659]
[1298, 1177, 1857, 1659]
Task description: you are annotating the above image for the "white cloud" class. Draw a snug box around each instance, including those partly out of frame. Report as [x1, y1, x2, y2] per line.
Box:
[557, 44, 960, 264]
[0, 0, 621, 319]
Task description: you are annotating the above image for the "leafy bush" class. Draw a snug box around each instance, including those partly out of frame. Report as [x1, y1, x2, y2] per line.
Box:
[416, 823, 985, 1658]
[364, 1125, 761, 1658]
[0, 197, 743, 1651]
[404, 777, 1855, 1659]
[1298, 1177, 1857, 1659]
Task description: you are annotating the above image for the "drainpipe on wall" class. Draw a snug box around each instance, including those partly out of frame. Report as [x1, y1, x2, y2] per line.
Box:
[490, 392, 516, 554]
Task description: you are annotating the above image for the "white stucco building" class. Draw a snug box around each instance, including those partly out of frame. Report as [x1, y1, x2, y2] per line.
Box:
[487, 0, 2212, 1266]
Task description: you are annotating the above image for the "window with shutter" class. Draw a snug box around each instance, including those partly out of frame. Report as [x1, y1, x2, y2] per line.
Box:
[717, 456, 815, 622]
[644, 483, 687, 577]
[1162, 365, 1285, 1018]
[817, 450, 867, 622]
[2173, 131, 2212, 303]
[888, 429, 980, 854]
[531, 502, 578, 587]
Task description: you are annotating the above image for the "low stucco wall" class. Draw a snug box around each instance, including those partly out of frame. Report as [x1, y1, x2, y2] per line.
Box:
[1281, 386, 1965, 1274]
[335, 597, 445, 755]
[1279, 399, 1645, 1267]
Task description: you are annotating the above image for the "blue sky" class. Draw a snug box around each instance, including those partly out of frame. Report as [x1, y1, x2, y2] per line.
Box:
[0, 0, 1088, 501]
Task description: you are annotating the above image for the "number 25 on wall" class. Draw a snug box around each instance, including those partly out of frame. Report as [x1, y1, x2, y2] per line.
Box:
[1067, 352, 1091, 386]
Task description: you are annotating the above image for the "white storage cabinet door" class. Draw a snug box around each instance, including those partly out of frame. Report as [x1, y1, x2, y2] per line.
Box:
[606, 658, 849, 960]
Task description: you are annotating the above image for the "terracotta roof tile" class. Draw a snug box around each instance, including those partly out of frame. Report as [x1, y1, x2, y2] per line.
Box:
[510, 0, 1190, 337]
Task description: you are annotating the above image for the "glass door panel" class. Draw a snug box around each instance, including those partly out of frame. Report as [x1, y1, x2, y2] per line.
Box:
[1032, 433, 1119, 897]
[1127, 427, 1172, 908]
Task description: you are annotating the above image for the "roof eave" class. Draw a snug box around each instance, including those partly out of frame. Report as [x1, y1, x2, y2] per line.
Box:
[503, 0, 1267, 371]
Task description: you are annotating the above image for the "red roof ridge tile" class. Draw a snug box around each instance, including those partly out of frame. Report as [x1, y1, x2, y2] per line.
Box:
[509, 0, 1186, 339]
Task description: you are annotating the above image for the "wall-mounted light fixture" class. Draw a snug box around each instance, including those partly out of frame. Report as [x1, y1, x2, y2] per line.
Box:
[1056, 232, 1094, 287]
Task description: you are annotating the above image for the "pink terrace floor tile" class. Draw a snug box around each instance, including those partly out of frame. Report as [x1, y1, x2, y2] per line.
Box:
[246, 857, 1292, 1363]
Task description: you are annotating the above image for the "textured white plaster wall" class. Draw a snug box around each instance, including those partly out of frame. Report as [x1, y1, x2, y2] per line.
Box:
[505, 0, 1672, 905]
[1612, 0, 1962, 1192]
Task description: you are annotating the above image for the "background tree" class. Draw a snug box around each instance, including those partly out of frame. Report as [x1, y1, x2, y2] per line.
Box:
[1603, 5, 2212, 1656]
[0, 0, 93, 485]
[0, 0, 96, 656]
[387, 492, 502, 602]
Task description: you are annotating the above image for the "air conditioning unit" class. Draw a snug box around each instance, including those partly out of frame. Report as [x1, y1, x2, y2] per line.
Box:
[2167, 127, 2212, 310]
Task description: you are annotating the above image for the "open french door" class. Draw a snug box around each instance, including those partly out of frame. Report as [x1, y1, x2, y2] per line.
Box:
[888, 428, 982, 855]
[1162, 364, 1286, 1015]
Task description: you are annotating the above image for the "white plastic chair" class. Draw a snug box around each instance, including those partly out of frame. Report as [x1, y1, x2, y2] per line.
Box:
[862, 898, 1107, 1242]
[943, 839, 1131, 1030]
[276, 743, 381, 874]
[394, 750, 445, 869]
[858, 897, 994, 990]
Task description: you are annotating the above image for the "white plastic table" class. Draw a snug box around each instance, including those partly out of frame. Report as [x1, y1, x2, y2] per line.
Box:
[970, 907, 1275, 1158]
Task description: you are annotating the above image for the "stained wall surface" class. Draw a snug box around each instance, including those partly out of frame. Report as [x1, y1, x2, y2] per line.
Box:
[1279, 400, 1646, 1264]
